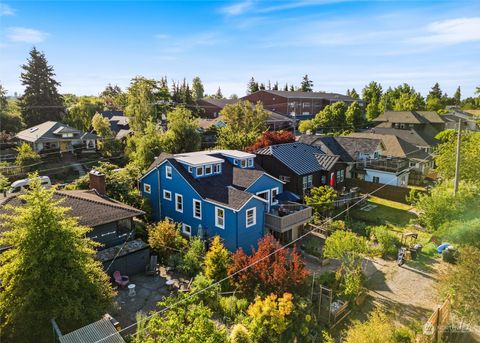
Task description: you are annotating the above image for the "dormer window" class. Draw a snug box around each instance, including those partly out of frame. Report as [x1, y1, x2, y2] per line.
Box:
[205, 165, 212, 175]
[248, 159, 253, 167]
[188, 166, 192, 173]
[215, 164, 221, 173]
[234, 159, 238, 165]
[196, 166, 204, 177]
[241, 159, 247, 168]
[62, 133, 74, 138]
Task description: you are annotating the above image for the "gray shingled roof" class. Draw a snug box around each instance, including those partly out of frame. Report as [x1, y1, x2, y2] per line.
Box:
[370, 127, 439, 147]
[16, 121, 86, 143]
[374, 111, 445, 125]
[0, 190, 144, 234]
[256, 142, 339, 175]
[147, 152, 268, 210]
[197, 98, 236, 108]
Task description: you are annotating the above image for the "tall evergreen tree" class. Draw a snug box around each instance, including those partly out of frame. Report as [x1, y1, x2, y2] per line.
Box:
[283, 83, 289, 91]
[19, 47, 64, 127]
[192, 76, 204, 100]
[214, 87, 223, 99]
[454, 86, 462, 106]
[247, 77, 259, 94]
[347, 88, 359, 99]
[273, 82, 279, 91]
[300, 74, 314, 92]
[259, 83, 266, 90]
[0, 178, 115, 342]
[289, 85, 295, 92]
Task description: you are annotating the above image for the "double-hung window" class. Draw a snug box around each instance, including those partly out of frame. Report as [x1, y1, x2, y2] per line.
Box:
[175, 194, 183, 212]
[215, 207, 225, 229]
[246, 208, 256, 227]
[205, 165, 212, 174]
[196, 167, 204, 177]
[163, 190, 172, 201]
[165, 165, 172, 179]
[248, 159, 254, 167]
[215, 164, 221, 173]
[193, 199, 202, 219]
[303, 174, 313, 190]
[241, 159, 247, 168]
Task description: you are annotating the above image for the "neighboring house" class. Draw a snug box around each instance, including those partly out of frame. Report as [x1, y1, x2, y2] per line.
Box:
[196, 98, 235, 118]
[255, 142, 347, 197]
[241, 90, 364, 120]
[298, 135, 384, 178]
[99, 111, 132, 140]
[140, 150, 311, 251]
[15, 121, 97, 153]
[347, 132, 435, 186]
[372, 111, 446, 152]
[442, 110, 479, 131]
[0, 171, 147, 275]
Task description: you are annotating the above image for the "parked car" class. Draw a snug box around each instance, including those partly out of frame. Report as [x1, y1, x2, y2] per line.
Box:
[8, 176, 52, 193]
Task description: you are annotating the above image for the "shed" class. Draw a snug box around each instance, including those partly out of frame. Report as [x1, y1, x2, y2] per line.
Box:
[59, 317, 125, 343]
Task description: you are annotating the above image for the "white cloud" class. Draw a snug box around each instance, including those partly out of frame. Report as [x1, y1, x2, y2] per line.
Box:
[7, 27, 47, 43]
[154, 33, 169, 39]
[411, 17, 480, 45]
[0, 3, 15, 16]
[220, 1, 254, 16]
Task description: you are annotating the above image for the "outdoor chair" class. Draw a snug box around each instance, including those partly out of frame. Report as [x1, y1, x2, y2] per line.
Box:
[145, 255, 159, 276]
[113, 271, 129, 287]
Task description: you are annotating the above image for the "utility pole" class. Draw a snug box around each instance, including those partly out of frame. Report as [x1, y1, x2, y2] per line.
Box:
[454, 119, 462, 195]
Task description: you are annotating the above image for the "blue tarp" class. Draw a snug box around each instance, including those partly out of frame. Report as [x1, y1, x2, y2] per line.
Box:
[437, 243, 451, 254]
[275, 191, 301, 202]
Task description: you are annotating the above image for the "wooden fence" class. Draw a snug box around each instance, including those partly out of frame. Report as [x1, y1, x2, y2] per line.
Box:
[346, 178, 426, 204]
[420, 298, 451, 343]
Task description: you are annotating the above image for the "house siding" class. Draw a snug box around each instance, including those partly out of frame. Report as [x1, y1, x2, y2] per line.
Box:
[140, 159, 278, 252]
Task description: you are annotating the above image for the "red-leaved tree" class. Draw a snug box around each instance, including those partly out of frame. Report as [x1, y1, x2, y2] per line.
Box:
[228, 235, 309, 297]
[245, 130, 295, 152]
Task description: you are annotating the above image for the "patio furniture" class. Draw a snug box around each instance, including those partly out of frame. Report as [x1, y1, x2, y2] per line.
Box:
[145, 255, 159, 276]
[166, 279, 176, 291]
[128, 284, 136, 297]
[113, 271, 129, 288]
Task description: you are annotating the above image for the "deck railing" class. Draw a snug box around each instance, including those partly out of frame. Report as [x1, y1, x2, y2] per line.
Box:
[265, 202, 312, 232]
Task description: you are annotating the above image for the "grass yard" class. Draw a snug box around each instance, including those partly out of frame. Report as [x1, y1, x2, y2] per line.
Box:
[349, 196, 416, 227]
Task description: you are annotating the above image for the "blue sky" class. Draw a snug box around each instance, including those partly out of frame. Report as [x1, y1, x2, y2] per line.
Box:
[1, 0, 479, 98]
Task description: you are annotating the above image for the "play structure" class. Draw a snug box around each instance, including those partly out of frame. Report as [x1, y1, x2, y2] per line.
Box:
[397, 232, 423, 266]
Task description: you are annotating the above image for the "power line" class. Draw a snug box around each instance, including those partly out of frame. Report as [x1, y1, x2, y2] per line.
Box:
[94, 150, 436, 342]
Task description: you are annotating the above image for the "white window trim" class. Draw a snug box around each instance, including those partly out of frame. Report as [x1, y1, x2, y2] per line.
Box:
[215, 164, 221, 173]
[271, 187, 279, 204]
[143, 183, 151, 194]
[246, 207, 256, 227]
[175, 193, 183, 213]
[256, 190, 270, 203]
[163, 190, 172, 201]
[241, 159, 247, 168]
[196, 166, 204, 177]
[215, 207, 225, 229]
[205, 165, 212, 175]
[182, 223, 192, 236]
[248, 159, 253, 167]
[193, 199, 202, 219]
[165, 165, 172, 179]
[188, 166, 193, 173]
[234, 159, 238, 165]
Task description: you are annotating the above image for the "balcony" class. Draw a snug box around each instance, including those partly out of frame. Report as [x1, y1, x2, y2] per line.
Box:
[265, 202, 312, 233]
[358, 158, 409, 173]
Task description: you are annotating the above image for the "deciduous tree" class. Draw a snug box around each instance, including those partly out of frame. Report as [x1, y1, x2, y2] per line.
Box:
[162, 106, 201, 154]
[126, 121, 164, 171]
[345, 101, 364, 129]
[0, 178, 115, 342]
[65, 96, 104, 131]
[229, 235, 308, 297]
[0, 84, 24, 133]
[245, 130, 295, 152]
[15, 142, 40, 166]
[361, 81, 383, 121]
[192, 76, 205, 100]
[148, 219, 187, 263]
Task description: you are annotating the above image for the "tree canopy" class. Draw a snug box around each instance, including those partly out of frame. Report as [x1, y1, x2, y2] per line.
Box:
[0, 177, 114, 342]
[162, 106, 201, 154]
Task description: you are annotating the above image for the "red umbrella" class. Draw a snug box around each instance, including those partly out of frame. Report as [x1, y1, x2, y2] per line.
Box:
[330, 172, 335, 187]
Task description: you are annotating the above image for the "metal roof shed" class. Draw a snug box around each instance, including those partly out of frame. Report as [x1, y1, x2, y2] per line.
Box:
[59, 318, 125, 343]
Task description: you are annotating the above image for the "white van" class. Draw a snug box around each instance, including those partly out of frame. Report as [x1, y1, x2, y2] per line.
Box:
[8, 176, 52, 193]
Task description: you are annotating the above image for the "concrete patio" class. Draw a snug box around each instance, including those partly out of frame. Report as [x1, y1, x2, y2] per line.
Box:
[112, 273, 170, 333]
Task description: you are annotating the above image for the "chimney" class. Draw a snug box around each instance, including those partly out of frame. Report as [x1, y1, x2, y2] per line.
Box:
[89, 170, 106, 195]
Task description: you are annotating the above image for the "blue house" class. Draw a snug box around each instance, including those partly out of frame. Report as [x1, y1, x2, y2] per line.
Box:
[139, 150, 312, 252]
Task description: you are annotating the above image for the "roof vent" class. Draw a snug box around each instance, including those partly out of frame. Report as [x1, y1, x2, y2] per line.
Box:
[29, 127, 38, 133]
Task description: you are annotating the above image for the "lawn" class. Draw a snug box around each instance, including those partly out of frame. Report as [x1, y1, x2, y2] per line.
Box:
[349, 196, 416, 227]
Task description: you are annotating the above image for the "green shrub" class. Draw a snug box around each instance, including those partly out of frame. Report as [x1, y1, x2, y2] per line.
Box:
[230, 324, 252, 343]
[166, 253, 182, 270]
[317, 271, 337, 289]
[368, 226, 400, 258]
[393, 327, 415, 343]
[190, 273, 220, 309]
[179, 237, 205, 276]
[442, 248, 458, 264]
[219, 296, 249, 321]
[350, 220, 368, 237]
[405, 189, 421, 205]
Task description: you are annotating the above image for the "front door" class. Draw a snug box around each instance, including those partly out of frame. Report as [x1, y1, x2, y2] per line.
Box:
[60, 141, 70, 152]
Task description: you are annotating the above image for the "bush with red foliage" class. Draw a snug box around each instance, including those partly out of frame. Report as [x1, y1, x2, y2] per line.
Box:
[228, 235, 309, 297]
[245, 130, 295, 152]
